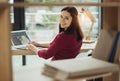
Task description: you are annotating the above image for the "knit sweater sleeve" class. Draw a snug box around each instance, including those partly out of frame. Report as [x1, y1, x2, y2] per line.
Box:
[37, 33, 68, 59]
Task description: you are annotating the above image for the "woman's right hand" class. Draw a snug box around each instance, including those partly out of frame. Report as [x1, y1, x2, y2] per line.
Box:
[26, 44, 39, 54]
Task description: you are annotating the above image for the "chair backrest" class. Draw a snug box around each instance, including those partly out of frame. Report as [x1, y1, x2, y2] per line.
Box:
[109, 32, 120, 63]
[92, 29, 117, 61]
[112, 32, 120, 64]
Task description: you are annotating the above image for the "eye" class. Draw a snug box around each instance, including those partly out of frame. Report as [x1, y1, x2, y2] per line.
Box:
[60, 15, 63, 18]
[65, 17, 69, 20]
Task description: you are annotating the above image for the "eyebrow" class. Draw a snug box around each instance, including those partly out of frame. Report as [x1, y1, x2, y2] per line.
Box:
[61, 14, 71, 17]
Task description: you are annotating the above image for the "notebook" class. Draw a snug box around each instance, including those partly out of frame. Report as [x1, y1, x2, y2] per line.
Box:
[11, 30, 31, 50]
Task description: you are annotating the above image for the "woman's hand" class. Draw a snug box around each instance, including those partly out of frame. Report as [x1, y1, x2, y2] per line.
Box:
[29, 41, 50, 48]
[26, 44, 39, 54]
[85, 34, 90, 40]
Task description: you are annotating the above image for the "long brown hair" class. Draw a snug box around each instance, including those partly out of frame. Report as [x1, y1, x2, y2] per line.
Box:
[59, 6, 84, 41]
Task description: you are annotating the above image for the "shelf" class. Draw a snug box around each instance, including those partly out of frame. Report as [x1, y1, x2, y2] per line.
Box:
[0, 2, 120, 8]
[0, 1, 120, 81]
[10, 2, 120, 7]
[0, 3, 9, 9]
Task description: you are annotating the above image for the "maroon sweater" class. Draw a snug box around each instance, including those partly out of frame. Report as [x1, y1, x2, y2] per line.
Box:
[38, 32, 82, 61]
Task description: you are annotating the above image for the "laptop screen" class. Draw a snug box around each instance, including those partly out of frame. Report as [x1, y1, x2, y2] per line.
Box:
[11, 30, 30, 46]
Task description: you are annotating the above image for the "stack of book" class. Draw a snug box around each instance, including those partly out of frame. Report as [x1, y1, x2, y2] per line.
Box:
[42, 57, 119, 81]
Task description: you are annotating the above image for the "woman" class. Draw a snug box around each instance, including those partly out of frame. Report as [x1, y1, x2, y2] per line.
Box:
[26, 6, 84, 61]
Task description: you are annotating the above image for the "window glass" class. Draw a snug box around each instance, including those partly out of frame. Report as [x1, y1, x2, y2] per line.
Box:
[10, 0, 101, 43]
[9, 0, 14, 24]
[25, 6, 60, 43]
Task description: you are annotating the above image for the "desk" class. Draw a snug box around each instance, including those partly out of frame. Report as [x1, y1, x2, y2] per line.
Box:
[80, 42, 96, 53]
[11, 42, 96, 65]
[12, 48, 47, 55]
[12, 42, 96, 55]
[12, 49, 35, 55]
[11, 48, 48, 65]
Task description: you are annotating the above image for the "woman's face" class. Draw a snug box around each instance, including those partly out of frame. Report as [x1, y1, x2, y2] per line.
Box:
[60, 11, 72, 30]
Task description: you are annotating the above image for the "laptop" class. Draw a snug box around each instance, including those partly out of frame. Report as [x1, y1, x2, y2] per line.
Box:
[11, 30, 31, 50]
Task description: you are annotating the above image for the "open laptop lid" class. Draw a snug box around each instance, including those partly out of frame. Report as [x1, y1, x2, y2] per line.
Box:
[11, 30, 31, 49]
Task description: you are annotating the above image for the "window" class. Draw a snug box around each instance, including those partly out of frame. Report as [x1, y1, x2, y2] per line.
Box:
[10, 0, 102, 43]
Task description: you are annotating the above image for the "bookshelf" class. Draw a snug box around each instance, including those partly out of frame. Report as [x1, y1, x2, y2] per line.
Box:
[0, 0, 12, 81]
[0, 0, 120, 81]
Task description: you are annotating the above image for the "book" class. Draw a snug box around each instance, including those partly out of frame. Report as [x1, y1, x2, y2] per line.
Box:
[42, 57, 119, 80]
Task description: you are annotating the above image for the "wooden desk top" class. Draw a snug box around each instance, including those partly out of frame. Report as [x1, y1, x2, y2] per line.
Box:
[11, 47, 47, 55]
[12, 49, 35, 55]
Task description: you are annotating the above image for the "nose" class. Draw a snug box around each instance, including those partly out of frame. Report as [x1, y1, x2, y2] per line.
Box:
[61, 18, 65, 22]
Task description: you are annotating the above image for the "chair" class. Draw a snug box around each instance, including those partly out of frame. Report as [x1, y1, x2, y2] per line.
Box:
[88, 29, 119, 81]
[103, 32, 120, 81]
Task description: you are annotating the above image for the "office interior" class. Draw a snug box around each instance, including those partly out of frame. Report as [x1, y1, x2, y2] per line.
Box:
[0, 0, 120, 81]
[11, 0, 101, 65]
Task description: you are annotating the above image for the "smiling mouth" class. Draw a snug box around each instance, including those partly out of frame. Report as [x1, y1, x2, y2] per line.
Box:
[61, 23, 66, 26]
